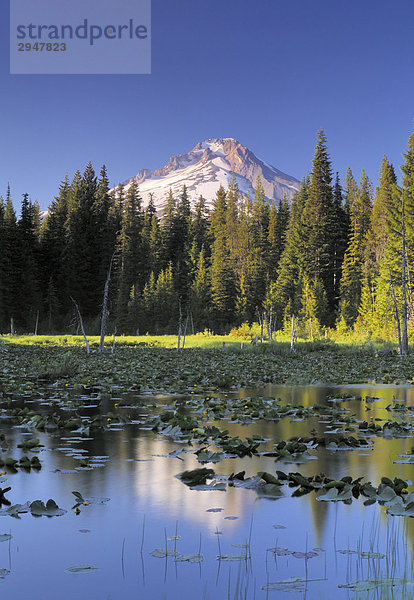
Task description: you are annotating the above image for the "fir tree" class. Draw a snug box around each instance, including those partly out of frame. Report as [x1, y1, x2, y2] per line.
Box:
[115, 180, 144, 332]
[210, 186, 236, 327]
[339, 170, 372, 326]
[300, 130, 337, 324]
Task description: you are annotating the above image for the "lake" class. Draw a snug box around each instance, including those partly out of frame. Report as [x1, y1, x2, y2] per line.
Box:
[1, 383, 414, 599]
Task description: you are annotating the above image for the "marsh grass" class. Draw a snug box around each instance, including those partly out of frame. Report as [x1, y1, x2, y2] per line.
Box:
[30, 351, 81, 379]
[0, 331, 402, 354]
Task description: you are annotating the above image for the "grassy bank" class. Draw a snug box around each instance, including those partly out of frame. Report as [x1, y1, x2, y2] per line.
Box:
[0, 335, 413, 393]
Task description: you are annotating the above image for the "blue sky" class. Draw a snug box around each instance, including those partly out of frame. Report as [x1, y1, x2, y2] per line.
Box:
[1, 0, 414, 212]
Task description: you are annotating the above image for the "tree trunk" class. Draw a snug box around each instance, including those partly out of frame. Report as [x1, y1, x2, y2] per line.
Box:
[177, 299, 182, 351]
[388, 267, 402, 354]
[111, 327, 117, 354]
[264, 312, 272, 342]
[99, 252, 115, 354]
[290, 314, 296, 353]
[70, 296, 90, 354]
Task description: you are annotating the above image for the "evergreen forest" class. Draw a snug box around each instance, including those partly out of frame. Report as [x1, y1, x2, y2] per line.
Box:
[1, 129, 414, 341]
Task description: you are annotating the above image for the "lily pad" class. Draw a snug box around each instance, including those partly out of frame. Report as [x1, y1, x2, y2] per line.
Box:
[317, 486, 353, 502]
[30, 499, 66, 517]
[66, 565, 100, 573]
[217, 553, 250, 560]
[338, 577, 414, 591]
[262, 577, 305, 592]
[150, 548, 180, 558]
[174, 553, 203, 563]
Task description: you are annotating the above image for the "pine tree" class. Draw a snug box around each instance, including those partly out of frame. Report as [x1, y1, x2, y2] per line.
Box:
[332, 174, 348, 303]
[0, 195, 5, 328]
[2, 192, 19, 331]
[210, 185, 236, 327]
[190, 195, 210, 260]
[40, 175, 70, 326]
[266, 196, 290, 282]
[65, 163, 113, 322]
[270, 177, 309, 328]
[115, 180, 144, 332]
[339, 170, 372, 326]
[16, 193, 41, 329]
[190, 247, 211, 329]
[299, 277, 321, 339]
[174, 185, 192, 302]
[300, 130, 337, 325]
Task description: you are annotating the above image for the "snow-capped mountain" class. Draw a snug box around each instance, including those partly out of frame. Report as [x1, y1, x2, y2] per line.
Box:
[119, 138, 299, 212]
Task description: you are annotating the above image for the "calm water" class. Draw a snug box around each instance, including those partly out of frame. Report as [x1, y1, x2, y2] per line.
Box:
[1, 384, 414, 599]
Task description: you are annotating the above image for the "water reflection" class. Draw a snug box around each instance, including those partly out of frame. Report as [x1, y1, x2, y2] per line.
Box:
[1, 384, 414, 599]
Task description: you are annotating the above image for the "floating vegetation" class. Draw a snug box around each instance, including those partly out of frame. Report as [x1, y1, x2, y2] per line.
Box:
[65, 565, 100, 573]
[29, 499, 67, 517]
[338, 577, 414, 591]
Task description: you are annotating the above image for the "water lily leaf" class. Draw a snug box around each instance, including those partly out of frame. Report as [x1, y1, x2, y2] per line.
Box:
[292, 550, 319, 559]
[262, 577, 305, 592]
[217, 553, 250, 560]
[150, 548, 180, 558]
[0, 534, 12, 542]
[196, 450, 226, 464]
[178, 468, 215, 486]
[0, 502, 31, 517]
[174, 553, 203, 563]
[267, 547, 292, 556]
[256, 482, 284, 499]
[376, 486, 397, 502]
[317, 486, 353, 502]
[191, 481, 226, 491]
[338, 577, 414, 591]
[66, 565, 100, 573]
[206, 508, 223, 513]
[30, 499, 66, 516]
[361, 551, 385, 559]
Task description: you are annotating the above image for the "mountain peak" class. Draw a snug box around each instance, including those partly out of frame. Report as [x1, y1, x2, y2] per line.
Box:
[120, 138, 299, 212]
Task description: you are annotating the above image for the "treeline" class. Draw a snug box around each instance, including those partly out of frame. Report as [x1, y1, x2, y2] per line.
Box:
[0, 129, 413, 338]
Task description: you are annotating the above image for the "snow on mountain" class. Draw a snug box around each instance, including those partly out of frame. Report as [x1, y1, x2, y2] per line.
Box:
[119, 138, 299, 213]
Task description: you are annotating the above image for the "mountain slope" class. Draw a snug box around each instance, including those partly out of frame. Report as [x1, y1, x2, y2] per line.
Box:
[120, 138, 299, 211]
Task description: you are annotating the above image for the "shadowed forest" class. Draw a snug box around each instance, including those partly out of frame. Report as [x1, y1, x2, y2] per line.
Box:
[1, 129, 413, 343]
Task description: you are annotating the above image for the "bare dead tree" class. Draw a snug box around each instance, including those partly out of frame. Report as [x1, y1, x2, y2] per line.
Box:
[111, 327, 117, 354]
[177, 298, 183, 351]
[182, 312, 189, 350]
[70, 296, 90, 354]
[264, 311, 272, 342]
[290, 314, 296, 353]
[99, 252, 115, 354]
[34, 309, 39, 336]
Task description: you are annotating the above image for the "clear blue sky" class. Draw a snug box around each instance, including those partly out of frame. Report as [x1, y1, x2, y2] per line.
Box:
[1, 0, 414, 212]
